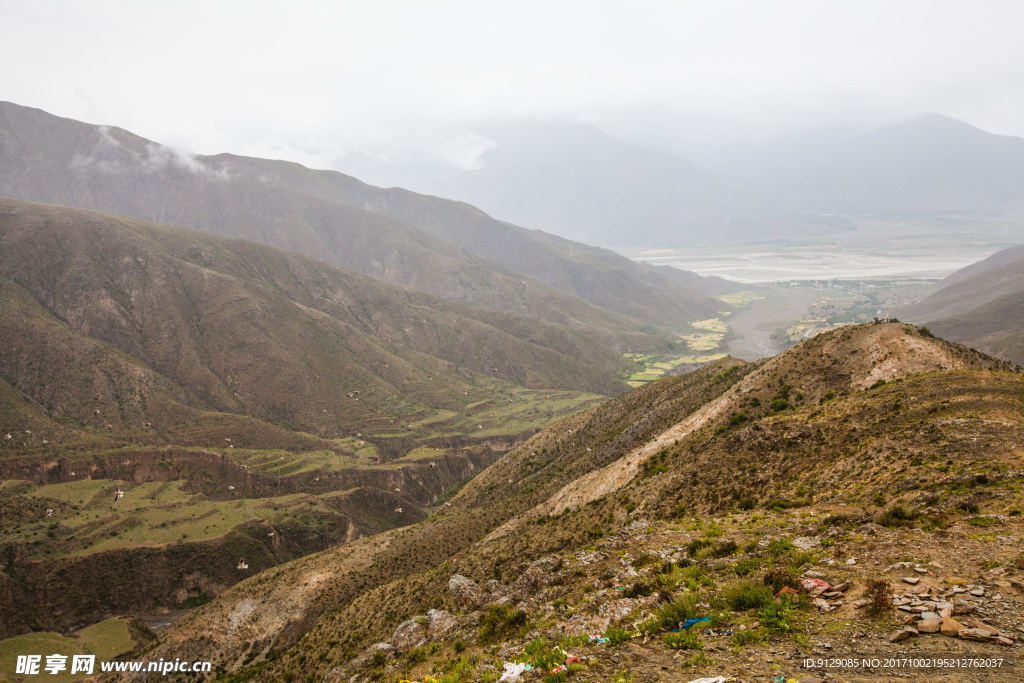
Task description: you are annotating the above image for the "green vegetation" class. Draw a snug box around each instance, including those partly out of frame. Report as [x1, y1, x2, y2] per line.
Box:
[0, 618, 137, 682]
[664, 629, 703, 650]
[478, 605, 529, 644]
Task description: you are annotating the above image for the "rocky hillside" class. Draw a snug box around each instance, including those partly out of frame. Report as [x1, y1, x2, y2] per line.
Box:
[105, 323, 1024, 682]
[901, 242, 1024, 366]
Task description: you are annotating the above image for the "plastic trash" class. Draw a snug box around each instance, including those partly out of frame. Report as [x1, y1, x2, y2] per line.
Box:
[679, 616, 712, 630]
[775, 586, 800, 599]
[686, 677, 736, 683]
[801, 578, 830, 592]
[499, 662, 527, 682]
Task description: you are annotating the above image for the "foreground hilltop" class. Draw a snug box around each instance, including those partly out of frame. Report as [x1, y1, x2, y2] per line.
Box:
[107, 323, 1024, 682]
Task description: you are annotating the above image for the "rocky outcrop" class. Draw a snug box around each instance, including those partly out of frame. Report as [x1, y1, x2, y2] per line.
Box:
[448, 575, 483, 608]
[390, 619, 427, 653]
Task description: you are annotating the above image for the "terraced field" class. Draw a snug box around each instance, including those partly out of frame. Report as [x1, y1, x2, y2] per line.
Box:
[0, 617, 143, 683]
[2, 479, 340, 560]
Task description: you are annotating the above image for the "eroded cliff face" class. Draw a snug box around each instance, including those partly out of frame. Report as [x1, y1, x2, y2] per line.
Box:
[0, 445, 500, 638]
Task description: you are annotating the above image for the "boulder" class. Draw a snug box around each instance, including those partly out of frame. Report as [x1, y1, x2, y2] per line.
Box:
[918, 617, 941, 633]
[952, 598, 976, 614]
[391, 619, 427, 653]
[448, 574, 483, 608]
[427, 609, 458, 639]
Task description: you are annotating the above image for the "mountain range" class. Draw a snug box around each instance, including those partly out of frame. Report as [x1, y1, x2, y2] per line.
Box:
[0, 102, 727, 331]
[707, 114, 1024, 215]
[0, 198, 639, 439]
[337, 119, 831, 247]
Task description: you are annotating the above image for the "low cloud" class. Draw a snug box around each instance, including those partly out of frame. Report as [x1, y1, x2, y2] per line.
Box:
[69, 126, 230, 180]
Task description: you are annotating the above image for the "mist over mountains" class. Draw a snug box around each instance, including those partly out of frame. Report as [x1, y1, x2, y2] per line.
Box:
[338, 119, 828, 247]
[339, 114, 1024, 246]
[705, 114, 1024, 214]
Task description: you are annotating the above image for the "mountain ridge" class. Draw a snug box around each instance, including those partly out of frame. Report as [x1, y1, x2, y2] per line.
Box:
[0, 101, 725, 331]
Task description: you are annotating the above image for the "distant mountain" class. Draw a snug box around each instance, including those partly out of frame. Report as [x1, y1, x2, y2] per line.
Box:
[0, 199, 638, 442]
[0, 101, 725, 330]
[336, 119, 829, 247]
[926, 291, 1024, 367]
[899, 242, 1024, 366]
[717, 114, 1024, 214]
[900, 243, 1024, 321]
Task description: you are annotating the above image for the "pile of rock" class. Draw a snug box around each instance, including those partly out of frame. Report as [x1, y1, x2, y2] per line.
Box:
[800, 571, 850, 613]
[887, 581, 1015, 646]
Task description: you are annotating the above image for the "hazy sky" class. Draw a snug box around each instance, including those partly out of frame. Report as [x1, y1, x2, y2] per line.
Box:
[3, 0, 1023, 169]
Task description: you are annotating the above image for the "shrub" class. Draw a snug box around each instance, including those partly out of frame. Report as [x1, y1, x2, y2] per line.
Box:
[737, 497, 757, 511]
[765, 537, 795, 559]
[687, 538, 715, 556]
[624, 581, 652, 598]
[721, 581, 774, 611]
[479, 605, 529, 644]
[664, 629, 703, 650]
[877, 503, 918, 528]
[762, 566, 799, 594]
[452, 640, 466, 653]
[865, 578, 892, 616]
[604, 627, 633, 647]
[757, 598, 798, 634]
[639, 593, 702, 634]
[733, 558, 760, 576]
[680, 652, 713, 668]
[770, 399, 789, 411]
[710, 540, 739, 558]
[730, 629, 766, 647]
[678, 565, 715, 591]
[524, 637, 548, 656]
